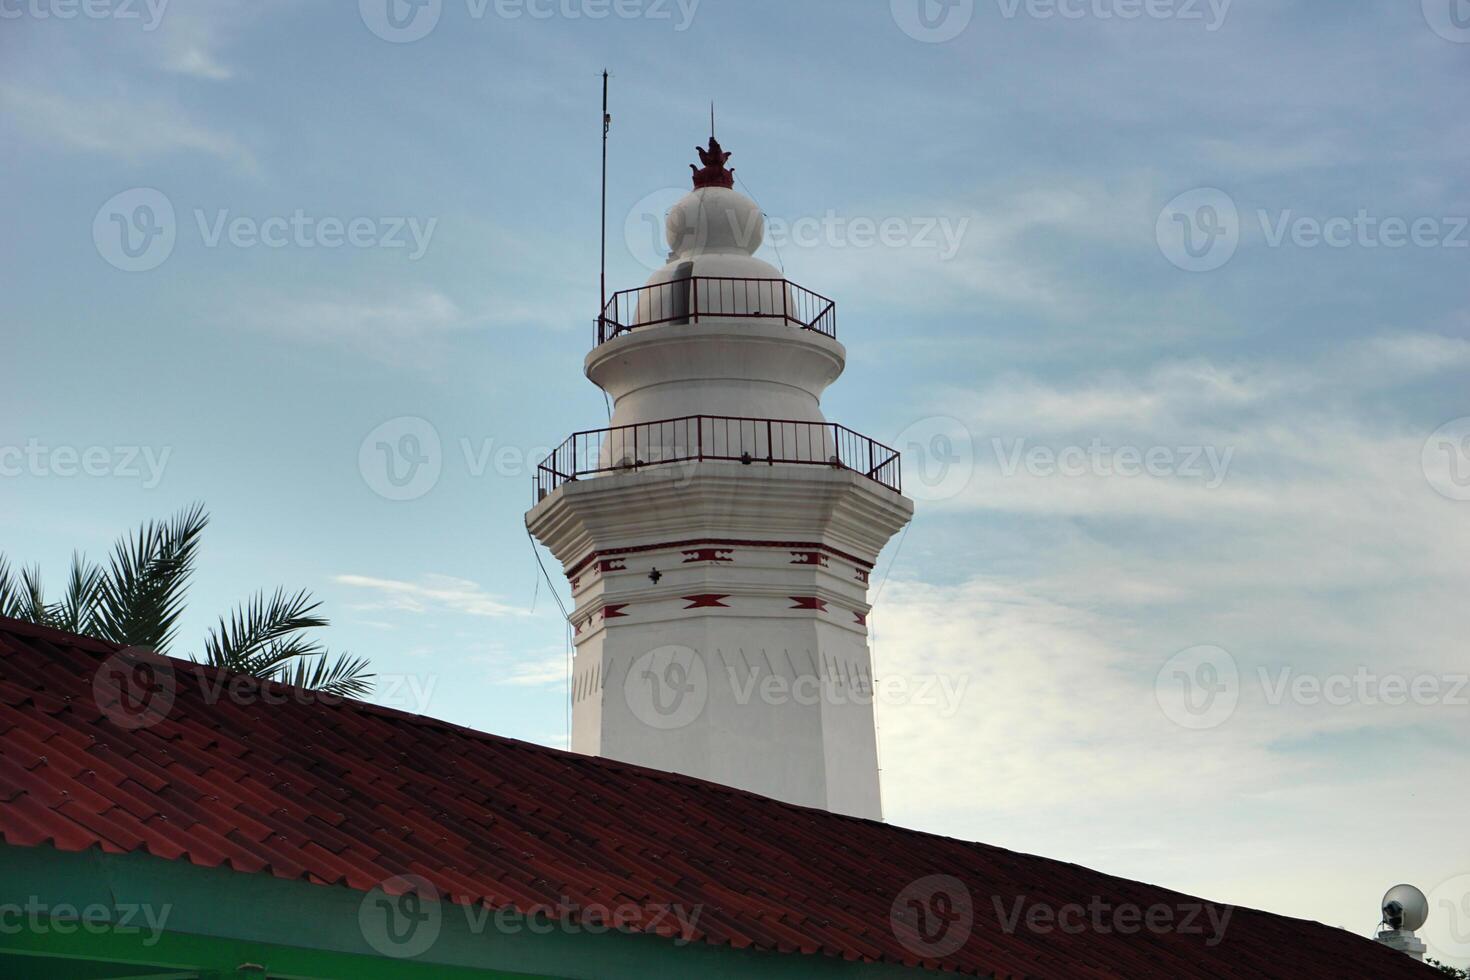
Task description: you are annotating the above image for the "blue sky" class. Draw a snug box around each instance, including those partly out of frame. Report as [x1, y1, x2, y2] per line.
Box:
[3, 0, 1469, 964]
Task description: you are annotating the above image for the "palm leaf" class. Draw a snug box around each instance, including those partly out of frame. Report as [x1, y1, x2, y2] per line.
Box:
[18, 565, 49, 625]
[0, 557, 18, 620]
[275, 649, 374, 699]
[55, 552, 102, 635]
[202, 588, 327, 672]
[92, 503, 208, 655]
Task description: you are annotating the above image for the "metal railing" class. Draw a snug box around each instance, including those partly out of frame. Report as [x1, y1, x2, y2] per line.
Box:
[597, 276, 836, 345]
[534, 415, 901, 499]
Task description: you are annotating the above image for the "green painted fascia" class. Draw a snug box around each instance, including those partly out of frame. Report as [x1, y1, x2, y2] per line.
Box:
[0, 928, 540, 980]
[0, 843, 943, 980]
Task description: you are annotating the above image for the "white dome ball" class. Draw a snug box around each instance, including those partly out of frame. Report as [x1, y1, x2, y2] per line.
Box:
[665, 187, 764, 259]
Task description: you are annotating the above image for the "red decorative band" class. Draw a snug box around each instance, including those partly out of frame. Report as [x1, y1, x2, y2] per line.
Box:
[682, 594, 730, 609]
[566, 539, 874, 579]
[603, 604, 629, 619]
[789, 596, 828, 612]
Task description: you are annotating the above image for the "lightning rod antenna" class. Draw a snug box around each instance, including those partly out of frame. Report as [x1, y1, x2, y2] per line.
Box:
[599, 70, 610, 341]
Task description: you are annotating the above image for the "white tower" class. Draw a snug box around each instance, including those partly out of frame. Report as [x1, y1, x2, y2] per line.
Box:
[527, 137, 912, 819]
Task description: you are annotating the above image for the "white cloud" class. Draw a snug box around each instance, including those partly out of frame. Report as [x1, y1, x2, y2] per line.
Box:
[497, 654, 570, 688]
[873, 569, 1470, 959]
[0, 84, 254, 168]
[335, 573, 526, 619]
[166, 46, 234, 81]
[236, 288, 476, 367]
[873, 332, 1470, 954]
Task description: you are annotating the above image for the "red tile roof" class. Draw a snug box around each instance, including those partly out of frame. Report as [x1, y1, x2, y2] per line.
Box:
[0, 617, 1434, 978]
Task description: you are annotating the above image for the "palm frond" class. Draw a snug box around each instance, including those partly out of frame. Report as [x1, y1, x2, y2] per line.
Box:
[92, 503, 208, 655]
[18, 565, 49, 625]
[55, 552, 102, 635]
[202, 588, 327, 672]
[233, 633, 326, 678]
[274, 649, 374, 699]
[0, 557, 18, 620]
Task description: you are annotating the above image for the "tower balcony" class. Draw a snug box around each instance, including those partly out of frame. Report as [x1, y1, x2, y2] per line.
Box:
[534, 414, 901, 501]
[597, 276, 836, 345]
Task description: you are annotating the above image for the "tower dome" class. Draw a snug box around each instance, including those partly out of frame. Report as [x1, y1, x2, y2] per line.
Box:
[649, 140, 780, 286]
[665, 186, 765, 259]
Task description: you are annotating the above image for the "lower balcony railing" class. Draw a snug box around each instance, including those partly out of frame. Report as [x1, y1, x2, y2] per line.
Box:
[534, 415, 901, 500]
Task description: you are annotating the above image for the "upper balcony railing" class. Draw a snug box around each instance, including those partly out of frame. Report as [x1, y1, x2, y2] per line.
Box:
[597, 276, 836, 345]
[534, 414, 901, 500]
